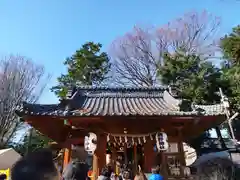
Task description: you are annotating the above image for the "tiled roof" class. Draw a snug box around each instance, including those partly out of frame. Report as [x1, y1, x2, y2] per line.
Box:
[15, 86, 226, 117]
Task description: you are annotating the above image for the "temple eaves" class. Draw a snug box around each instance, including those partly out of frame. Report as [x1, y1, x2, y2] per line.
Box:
[15, 86, 226, 117]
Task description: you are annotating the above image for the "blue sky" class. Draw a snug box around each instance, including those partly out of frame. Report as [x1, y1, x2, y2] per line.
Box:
[0, 0, 240, 104]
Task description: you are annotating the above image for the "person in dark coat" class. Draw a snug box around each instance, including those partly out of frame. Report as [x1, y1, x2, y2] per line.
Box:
[97, 165, 113, 180]
[62, 159, 89, 180]
[0, 174, 7, 180]
[11, 148, 59, 180]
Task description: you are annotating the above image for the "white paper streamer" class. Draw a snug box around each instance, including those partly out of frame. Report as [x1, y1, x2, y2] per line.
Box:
[106, 131, 164, 145]
[138, 137, 141, 144]
[156, 133, 160, 151]
[125, 136, 128, 143]
[150, 134, 153, 140]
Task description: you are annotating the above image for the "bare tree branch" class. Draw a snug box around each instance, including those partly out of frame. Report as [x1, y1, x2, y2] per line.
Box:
[109, 11, 221, 86]
[0, 55, 50, 148]
[163, 10, 221, 57]
[110, 26, 160, 87]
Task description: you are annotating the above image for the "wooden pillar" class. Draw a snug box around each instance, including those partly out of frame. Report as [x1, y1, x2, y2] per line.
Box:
[134, 144, 137, 172]
[112, 147, 117, 173]
[144, 139, 154, 173]
[63, 148, 71, 169]
[124, 144, 128, 165]
[176, 127, 185, 177]
[92, 133, 107, 180]
[160, 151, 167, 178]
[92, 154, 98, 180]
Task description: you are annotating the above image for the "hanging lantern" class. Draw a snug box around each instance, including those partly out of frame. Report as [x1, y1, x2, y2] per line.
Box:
[156, 132, 169, 151]
[84, 132, 97, 155]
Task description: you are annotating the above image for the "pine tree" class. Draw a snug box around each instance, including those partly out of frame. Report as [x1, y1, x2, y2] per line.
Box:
[220, 25, 240, 111]
[52, 42, 111, 98]
[158, 51, 222, 104]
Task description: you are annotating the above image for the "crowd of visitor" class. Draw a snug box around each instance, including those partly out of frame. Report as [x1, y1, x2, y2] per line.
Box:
[3, 148, 164, 180]
[0, 148, 237, 180]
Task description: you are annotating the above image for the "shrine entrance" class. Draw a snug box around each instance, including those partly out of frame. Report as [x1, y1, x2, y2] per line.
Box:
[16, 86, 230, 179]
[126, 145, 144, 170]
[106, 143, 145, 173]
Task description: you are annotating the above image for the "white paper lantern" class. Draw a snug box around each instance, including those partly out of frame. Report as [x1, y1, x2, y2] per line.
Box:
[156, 132, 169, 151]
[84, 132, 97, 155]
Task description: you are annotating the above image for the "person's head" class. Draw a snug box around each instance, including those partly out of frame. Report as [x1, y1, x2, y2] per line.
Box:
[151, 165, 160, 174]
[100, 165, 113, 178]
[62, 159, 89, 180]
[122, 170, 131, 180]
[134, 174, 147, 180]
[0, 174, 7, 180]
[134, 165, 147, 180]
[11, 148, 59, 180]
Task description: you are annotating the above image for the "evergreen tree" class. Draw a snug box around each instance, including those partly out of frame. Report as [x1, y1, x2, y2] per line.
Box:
[52, 42, 111, 98]
[157, 51, 226, 154]
[221, 25, 240, 65]
[158, 51, 222, 104]
[220, 25, 240, 139]
[220, 25, 240, 111]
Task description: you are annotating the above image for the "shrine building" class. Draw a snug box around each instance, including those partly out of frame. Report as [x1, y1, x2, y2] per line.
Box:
[15, 86, 228, 180]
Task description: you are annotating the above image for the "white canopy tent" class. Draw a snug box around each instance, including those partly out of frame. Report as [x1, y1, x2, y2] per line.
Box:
[0, 148, 21, 169]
